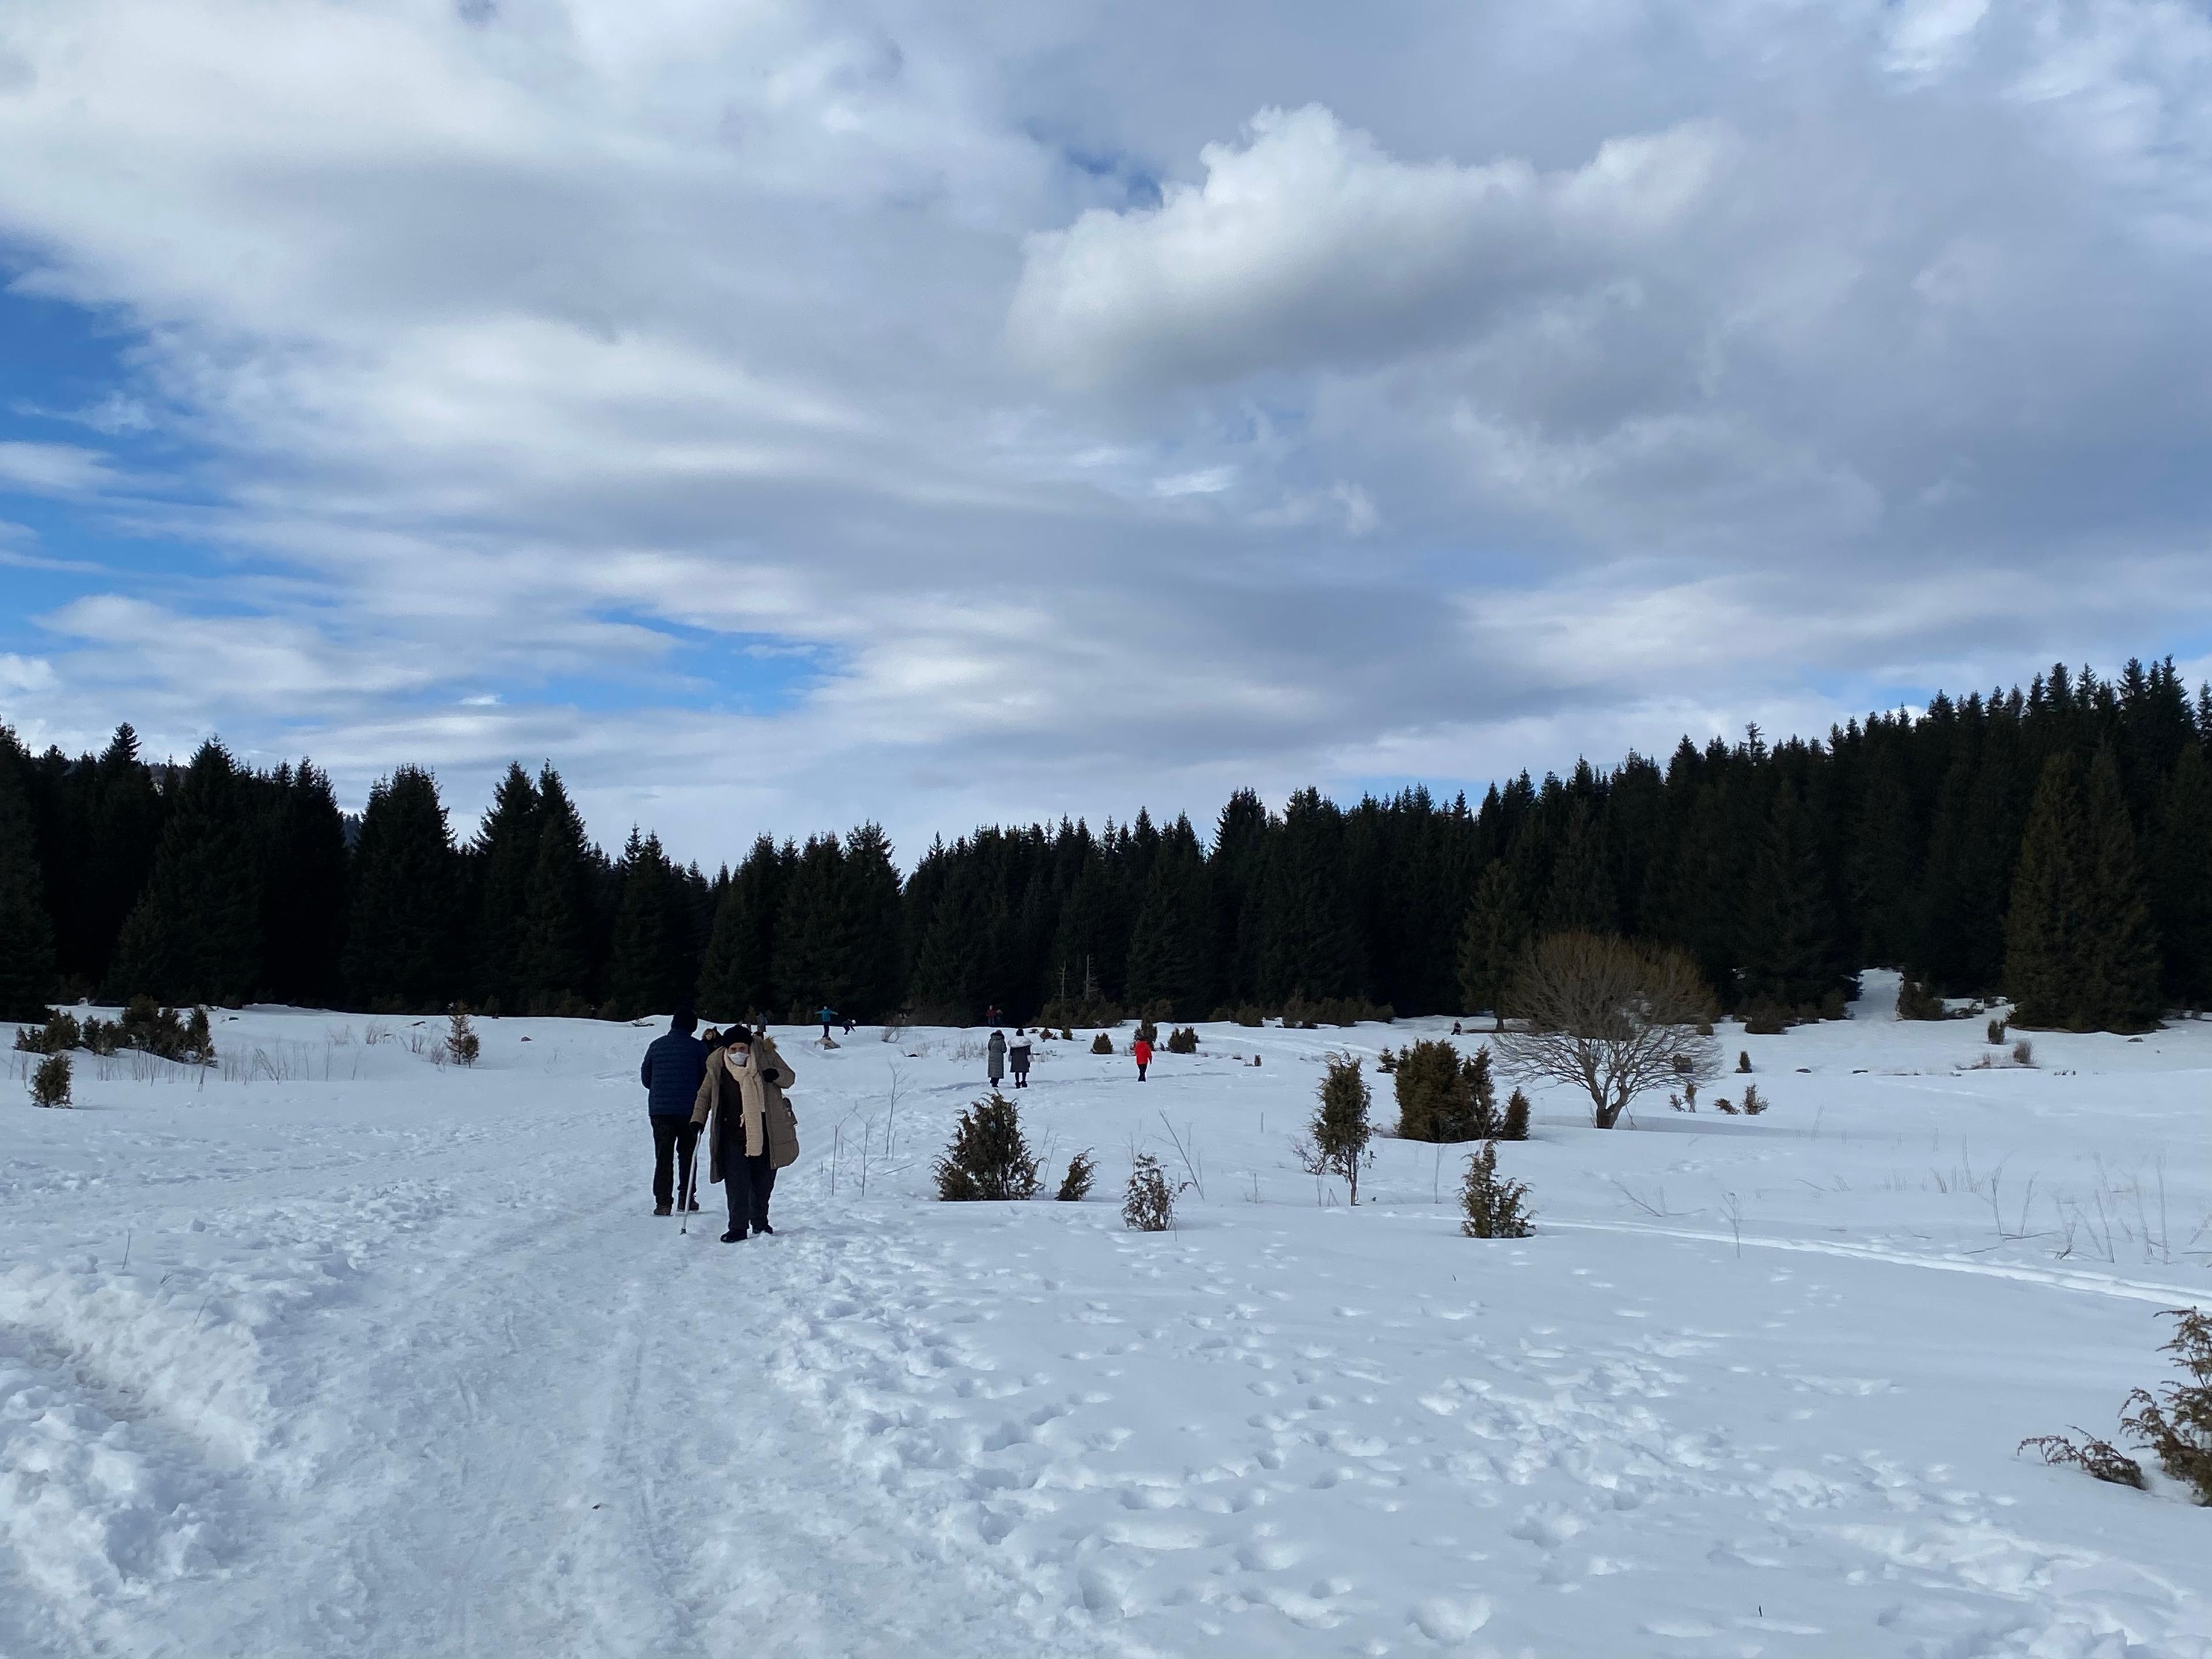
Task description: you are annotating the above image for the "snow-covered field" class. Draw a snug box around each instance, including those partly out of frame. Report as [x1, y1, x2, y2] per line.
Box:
[4, 971, 2208, 1658]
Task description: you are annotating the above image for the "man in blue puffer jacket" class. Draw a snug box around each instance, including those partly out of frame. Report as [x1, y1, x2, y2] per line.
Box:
[641, 1012, 708, 1215]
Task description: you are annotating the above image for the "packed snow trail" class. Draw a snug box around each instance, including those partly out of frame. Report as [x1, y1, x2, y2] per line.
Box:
[6, 986, 2212, 1656]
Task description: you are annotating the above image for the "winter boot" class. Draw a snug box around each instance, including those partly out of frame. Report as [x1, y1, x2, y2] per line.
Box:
[654, 1203, 672, 1217]
[721, 1229, 748, 1243]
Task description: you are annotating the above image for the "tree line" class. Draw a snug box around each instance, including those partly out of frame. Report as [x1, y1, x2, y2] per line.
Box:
[2, 656, 2208, 1031]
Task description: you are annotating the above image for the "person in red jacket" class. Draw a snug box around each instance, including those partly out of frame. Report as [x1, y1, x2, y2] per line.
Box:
[1132, 1035, 1153, 1081]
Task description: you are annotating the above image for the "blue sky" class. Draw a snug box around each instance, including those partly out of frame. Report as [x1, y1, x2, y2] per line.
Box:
[3, 0, 2211, 867]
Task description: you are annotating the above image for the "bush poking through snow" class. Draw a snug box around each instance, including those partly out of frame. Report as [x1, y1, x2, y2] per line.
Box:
[1165, 1025, 1198, 1054]
[933, 1092, 1041, 1202]
[1987, 1017, 2009, 1044]
[1741, 1083, 1767, 1116]
[1459, 1142, 1533, 1238]
[2122, 1308, 2212, 1505]
[2012, 1037, 2036, 1067]
[1058, 1149, 1096, 1203]
[1300, 1051, 1374, 1204]
[2022, 1308, 2212, 1505]
[1089, 1032, 1113, 1055]
[1499, 1088, 1530, 1141]
[15, 1012, 77, 1054]
[1737, 1049, 1752, 1073]
[1123, 1152, 1175, 1231]
[2020, 1431, 2147, 1491]
[29, 1052, 70, 1108]
[445, 1006, 480, 1067]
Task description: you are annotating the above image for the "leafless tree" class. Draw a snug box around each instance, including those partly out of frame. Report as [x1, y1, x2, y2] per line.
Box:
[1494, 932, 1718, 1129]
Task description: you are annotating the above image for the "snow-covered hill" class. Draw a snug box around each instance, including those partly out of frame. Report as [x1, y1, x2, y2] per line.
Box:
[5, 974, 2209, 1657]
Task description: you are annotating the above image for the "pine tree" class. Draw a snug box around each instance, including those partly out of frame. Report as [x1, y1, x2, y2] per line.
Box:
[469, 762, 541, 1013]
[2005, 754, 2086, 1028]
[107, 740, 263, 1005]
[773, 832, 848, 1020]
[2153, 744, 2212, 1009]
[1739, 783, 1841, 1009]
[1848, 758, 1919, 965]
[342, 766, 461, 1011]
[607, 830, 694, 1018]
[837, 823, 907, 1019]
[1258, 789, 1361, 1002]
[0, 736, 58, 1019]
[1124, 817, 1210, 1016]
[1543, 797, 1616, 934]
[697, 835, 789, 1020]
[2077, 748, 2162, 1031]
[517, 769, 596, 1013]
[260, 761, 349, 1007]
[1455, 861, 1524, 1027]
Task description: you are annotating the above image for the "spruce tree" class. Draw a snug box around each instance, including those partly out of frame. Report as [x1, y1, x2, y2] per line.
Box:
[837, 822, 907, 1019]
[697, 835, 790, 1020]
[1456, 861, 1525, 1028]
[2153, 744, 2212, 1009]
[2004, 754, 2086, 1028]
[1125, 819, 1209, 1016]
[469, 762, 541, 1013]
[107, 740, 263, 1005]
[342, 766, 461, 1011]
[773, 832, 849, 1020]
[260, 761, 349, 1007]
[0, 738, 58, 1019]
[1542, 798, 1616, 934]
[1847, 760, 1919, 965]
[607, 830, 694, 1018]
[1258, 789, 1361, 1002]
[517, 769, 596, 1013]
[1739, 783, 1841, 1009]
[2077, 748, 2162, 1032]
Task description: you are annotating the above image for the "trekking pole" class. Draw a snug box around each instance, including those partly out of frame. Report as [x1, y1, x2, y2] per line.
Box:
[679, 1129, 695, 1236]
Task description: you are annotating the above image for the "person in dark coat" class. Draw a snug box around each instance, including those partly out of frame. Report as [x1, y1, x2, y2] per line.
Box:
[1007, 1028, 1032, 1089]
[986, 1028, 1006, 1088]
[641, 1011, 709, 1214]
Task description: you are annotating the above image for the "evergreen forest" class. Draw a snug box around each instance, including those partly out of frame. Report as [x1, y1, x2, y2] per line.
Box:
[3, 657, 2208, 1034]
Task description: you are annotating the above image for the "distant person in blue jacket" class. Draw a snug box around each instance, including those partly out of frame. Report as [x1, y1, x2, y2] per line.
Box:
[817, 1005, 838, 1040]
[641, 1012, 708, 1215]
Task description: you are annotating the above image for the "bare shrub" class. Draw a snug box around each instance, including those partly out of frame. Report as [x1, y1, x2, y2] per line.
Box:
[2012, 1037, 2036, 1067]
[2121, 1308, 2212, 1505]
[29, 1052, 71, 1108]
[2022, 1308, 2211, 1505]
[1058, 1149, 1096, 1203]
[2020, 1431, 2147, 1490]
[933, 1093, 1041, 1201]
[1459, 1142, 1533, 1238]
[1740, 1082, 1767, 1116]
[1494, 933, 1718, 1130]
[1123, 1153, 1175, 1231]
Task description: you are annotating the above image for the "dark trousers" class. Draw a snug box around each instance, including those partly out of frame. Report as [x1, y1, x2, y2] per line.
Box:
[652, 1115, 701, 1207]
[724, 1147, 777, 1234]
[1011, 1066, 1029, 1088]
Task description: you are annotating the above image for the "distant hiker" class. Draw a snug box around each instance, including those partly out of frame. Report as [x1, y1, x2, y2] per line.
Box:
[817, 1005, 838, 1040]
[641, 1011, 707, 1215]
[1007, 1028, 1033, 1089]
[987, 1028, 1006, 1088]
[1132, 1035, 1153, 1082]
[692, 1025, 800, 1242]
[1450, 1020, 1464, 1036]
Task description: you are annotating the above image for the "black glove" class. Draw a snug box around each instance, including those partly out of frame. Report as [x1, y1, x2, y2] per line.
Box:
[759, 1067, 782, 1085]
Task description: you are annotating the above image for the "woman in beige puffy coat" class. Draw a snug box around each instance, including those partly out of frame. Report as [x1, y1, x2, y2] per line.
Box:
[691, 1028, 799, 1241]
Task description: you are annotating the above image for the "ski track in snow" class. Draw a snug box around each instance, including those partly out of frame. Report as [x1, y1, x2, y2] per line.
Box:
[4, 975, 2211, 1657]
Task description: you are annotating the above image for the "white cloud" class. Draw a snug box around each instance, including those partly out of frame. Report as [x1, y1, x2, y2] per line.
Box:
[1007, 104, 1727, 389]
[0, 440, 117, 494]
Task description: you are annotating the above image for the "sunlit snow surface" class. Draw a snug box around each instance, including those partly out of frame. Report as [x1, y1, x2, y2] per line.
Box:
[4, 970, 2209, 1657]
